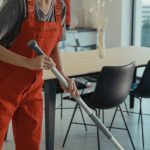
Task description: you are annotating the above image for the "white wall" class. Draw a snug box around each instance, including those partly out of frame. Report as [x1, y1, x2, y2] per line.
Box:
[121, 0, 132, 46]
[82, 0, 133, 48]
[70, 0, 84, 27]
[0, 0, 2, 6]
[105, 0, 123, 47]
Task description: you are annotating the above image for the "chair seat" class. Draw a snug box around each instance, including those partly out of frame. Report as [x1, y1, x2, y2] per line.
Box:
[131, 89, 150, 98]
[131, 83, 150, 98]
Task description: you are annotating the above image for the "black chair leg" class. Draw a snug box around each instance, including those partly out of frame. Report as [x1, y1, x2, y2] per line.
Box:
[138, 99, 142, 124]
[79, 105, 88, 131]
[96, 110, 101, 150]
[97, 109, 104, 124]
[102, 109, 105, 124]
[109, 107, 118, 131]
[84, 80, 89, 87]
[96, 127, 100, 150]
[139, 99, 144, 148]
[76, 85, 87, 131]
[138, 111, 141, 125]
[98, 109, 100, 118]
[124, 101, 129, 116]
[60, 79, 86, 120]
[119, 106, 135, 150]
[81, 86, 86, 95]
[62, 103, 78, 147]
[60, 93, 63, 119]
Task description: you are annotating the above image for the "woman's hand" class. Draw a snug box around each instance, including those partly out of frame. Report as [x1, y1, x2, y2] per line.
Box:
[59, 77, 79, 97]
[26, 55, 56, 70]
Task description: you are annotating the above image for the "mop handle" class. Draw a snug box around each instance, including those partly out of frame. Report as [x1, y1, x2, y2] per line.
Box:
[28, 40, 124, 150]
[28, 40, 68, 88]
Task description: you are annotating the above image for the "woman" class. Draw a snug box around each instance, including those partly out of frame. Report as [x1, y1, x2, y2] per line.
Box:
[0, 0, 78, 149]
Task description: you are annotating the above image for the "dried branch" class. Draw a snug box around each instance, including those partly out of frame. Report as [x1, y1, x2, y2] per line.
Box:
[90, 0, 112, 31]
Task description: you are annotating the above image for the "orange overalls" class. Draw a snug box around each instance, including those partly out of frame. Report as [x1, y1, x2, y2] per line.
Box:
[0, 0, 62, 149]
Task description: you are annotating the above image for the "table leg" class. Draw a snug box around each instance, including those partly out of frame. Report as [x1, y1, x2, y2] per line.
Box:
[130, 67, 137, 108]
[130, 93, 135, 108]
[44, 79, 57, 150]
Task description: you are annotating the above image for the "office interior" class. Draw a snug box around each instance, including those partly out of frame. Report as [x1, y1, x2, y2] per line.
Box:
[1, 0, 150, 150]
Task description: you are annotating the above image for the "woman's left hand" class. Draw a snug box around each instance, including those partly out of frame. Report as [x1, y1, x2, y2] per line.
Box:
[59, 76, 79, 97]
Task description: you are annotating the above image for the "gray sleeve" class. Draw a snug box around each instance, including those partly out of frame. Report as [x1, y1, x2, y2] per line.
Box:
[0, 0, 26, 42]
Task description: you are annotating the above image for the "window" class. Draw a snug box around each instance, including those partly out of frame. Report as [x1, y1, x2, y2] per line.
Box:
[141, 0, 150, 47]
[133, 0, 150, 46]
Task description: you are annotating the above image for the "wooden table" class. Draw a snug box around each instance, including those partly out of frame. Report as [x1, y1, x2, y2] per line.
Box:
[43, 47, 150, 150]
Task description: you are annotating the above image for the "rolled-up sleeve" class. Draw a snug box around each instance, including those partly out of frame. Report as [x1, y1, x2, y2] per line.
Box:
[0, 1, 10, 40]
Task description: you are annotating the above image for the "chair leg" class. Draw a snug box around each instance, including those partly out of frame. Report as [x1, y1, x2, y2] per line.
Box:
[97, 109, 104, 124]
[96, 110, 101, 150]
[60, 79, 86, 120]
[102, 109, 105, 124]
[81, 86, 86, 95]
[139, 98, 144, 148]
[62, 103, 78, 147]
[79, 105, 88, 131]
[138, 99, 142, 124]
[96, 127, 100, 150]
[124, 101, 129, 116]
[60, 93, 63, 119]
[109, 107, 118, 131]
[138, 109, 141, 125]
[98, 109, 100, 118]
[119, 106, 135, 150]
[84, 80, 89, 87]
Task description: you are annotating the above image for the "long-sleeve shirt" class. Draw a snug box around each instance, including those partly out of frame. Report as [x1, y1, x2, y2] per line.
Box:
[0, 0, 66, 47]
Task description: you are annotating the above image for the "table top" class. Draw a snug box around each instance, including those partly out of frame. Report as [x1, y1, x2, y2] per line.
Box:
[43, 46, 150, 80]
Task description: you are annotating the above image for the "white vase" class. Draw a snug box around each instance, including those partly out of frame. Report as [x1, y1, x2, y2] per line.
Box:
[97, 30, 105, 58]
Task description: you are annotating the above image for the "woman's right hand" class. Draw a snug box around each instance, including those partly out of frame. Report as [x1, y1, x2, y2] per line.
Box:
[26, 55, 56, 70]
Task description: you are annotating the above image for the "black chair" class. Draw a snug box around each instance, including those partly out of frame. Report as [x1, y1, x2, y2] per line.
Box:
[62, 62, 135, 150]
[84, 74, 130, 118]
[130, 60, 150, 148]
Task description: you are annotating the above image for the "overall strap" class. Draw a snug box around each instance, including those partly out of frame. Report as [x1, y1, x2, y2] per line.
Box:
[26, 0, 35, 17]
[55, 0, 62, 23]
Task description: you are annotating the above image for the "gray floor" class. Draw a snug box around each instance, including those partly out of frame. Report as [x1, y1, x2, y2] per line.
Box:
[2, 77, 150, 150]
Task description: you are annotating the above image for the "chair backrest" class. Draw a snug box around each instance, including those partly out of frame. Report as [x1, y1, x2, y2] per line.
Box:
[134, 60, 150, 98]
[89, 62, 135, 109]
